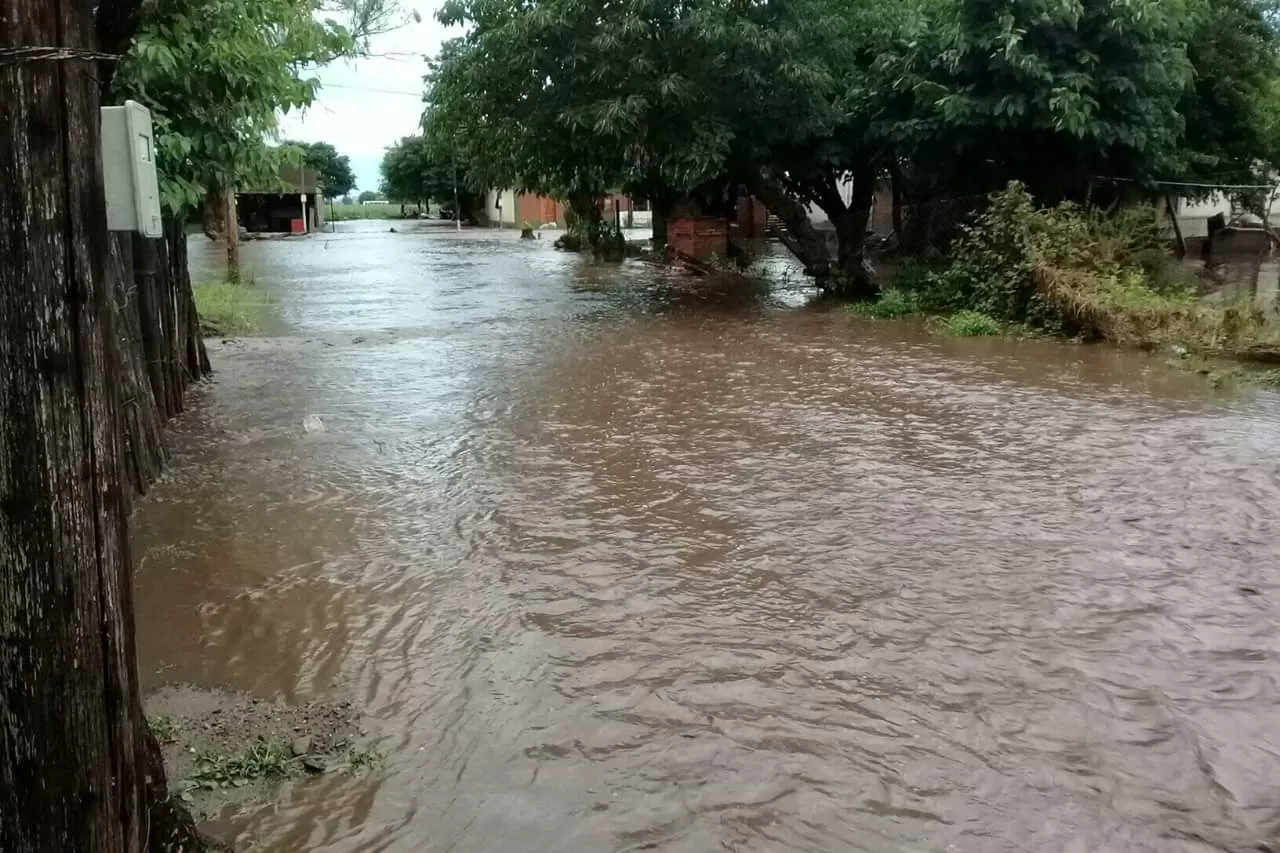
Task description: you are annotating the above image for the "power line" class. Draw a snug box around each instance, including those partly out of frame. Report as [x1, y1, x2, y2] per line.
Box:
[318, 82, 425, 97]
[1097, 175, 1279, 191]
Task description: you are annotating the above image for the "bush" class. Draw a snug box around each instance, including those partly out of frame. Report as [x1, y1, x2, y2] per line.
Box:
[919, 183, 1039, 319]
[940, 310, 1002, 337]
[908, 182, 1280, 359]
[848, 288, 920, 319]
[907, 182, 1181, 329]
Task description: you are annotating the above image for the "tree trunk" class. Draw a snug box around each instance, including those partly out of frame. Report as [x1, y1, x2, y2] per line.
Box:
[828, 165, 877, 300]
[567, 192, 603, 246]
[652, 203, 670, 250]
[165, 217, 212, 379]
[829, 210, 875, 300]
[223, 187, 239, 282]
[747, 173, 833, 278]
[889, 161, 905, 239]
[0, 3, 205, 852]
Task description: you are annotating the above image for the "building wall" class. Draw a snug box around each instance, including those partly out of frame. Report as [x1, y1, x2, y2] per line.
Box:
[237, 191, 322, 233]
[1174, 190, 1280, 237]
[484, 188, 517, 227]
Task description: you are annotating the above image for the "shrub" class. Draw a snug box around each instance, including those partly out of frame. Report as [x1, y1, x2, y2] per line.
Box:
[848, 288, 920, 319]
[940, 310, 1002, 337]
[916, 182, 1280, 357]
[914, 182, 1185, 330]
[921, 183, 1039, 319]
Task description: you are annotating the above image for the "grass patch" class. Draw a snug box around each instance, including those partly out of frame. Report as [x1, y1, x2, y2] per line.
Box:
[148, 715, 179, 745]
[848, 288, 920, 319]
[937, 310, 1003, 337]
[179, 738, 295, 799]
[192, 277, 272, 336]
[1034, 264, 1276, 354]
[328, 203, 426, 221]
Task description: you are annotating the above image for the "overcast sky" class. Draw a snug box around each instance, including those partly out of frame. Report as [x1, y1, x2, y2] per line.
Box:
[278, 0, 454, 193]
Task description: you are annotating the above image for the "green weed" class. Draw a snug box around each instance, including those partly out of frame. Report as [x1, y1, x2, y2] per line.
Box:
[181, 738, 295, 798]
[1253, 368, 1280, 387]
[192, 277, 273, 336]
[848, 288, 920, 319]
[147, 715, 179, 745]
[940, 310, 1002, 337]
[346, 743, 385, 772]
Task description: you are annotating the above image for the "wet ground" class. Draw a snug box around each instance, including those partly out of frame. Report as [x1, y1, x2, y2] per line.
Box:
[135, 220, 1280, 852]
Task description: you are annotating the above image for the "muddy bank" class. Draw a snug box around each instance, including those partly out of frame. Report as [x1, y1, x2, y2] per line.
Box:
[145, 684, 377, 818]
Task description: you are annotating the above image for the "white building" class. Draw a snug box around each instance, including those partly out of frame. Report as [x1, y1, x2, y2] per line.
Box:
[483, 189, 518, 227]
[1173, 187, 1280, 237]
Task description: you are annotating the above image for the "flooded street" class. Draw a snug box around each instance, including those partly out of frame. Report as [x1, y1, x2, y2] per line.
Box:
[134, 221, 1280, 852]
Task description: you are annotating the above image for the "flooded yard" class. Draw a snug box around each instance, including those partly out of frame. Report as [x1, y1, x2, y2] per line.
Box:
[134, 221, 1280, 852]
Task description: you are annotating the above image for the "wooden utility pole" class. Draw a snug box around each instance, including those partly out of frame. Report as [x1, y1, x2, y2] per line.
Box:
[225, 185, 240, 280]
[1165, 193, 1187, 259]
[1, 1, 203, 851]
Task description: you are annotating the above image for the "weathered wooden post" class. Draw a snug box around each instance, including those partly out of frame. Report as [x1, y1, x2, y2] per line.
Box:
[0, 1, 204, 850]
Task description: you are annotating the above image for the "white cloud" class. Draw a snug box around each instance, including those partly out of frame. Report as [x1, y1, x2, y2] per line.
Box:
[278, 0, 456, 191]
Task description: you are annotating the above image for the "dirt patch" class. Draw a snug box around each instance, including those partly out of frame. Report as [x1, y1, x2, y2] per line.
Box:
[145, 684, 378, 817]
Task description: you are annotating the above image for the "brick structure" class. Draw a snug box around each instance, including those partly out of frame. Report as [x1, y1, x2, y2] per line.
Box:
[670, 217, 729, 260]
[736, 196, 768, 237]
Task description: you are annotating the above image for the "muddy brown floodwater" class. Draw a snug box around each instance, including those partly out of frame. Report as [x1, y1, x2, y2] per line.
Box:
[134, 220, 1280, 853]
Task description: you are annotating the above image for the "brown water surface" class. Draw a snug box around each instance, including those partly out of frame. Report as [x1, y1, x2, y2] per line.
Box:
[135, 221, 1280, 852]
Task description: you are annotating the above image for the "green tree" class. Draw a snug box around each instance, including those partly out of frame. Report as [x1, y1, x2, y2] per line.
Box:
[380, 134, 484, 221]
[734, 0, 940, 294]
[110, 0, 399, 278]
[1176, 0, 1280, 184]
[427, 0, 1280, 290]
[915, 0, 1199, 200]
[284, 140, 358, 198]
[357, 190, 385, 202]
[426, 0, 926, 283]
[112, 0, 351, 213]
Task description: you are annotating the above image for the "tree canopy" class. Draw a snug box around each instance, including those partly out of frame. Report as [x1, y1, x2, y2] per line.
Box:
[111, 0, 398, 215]
[425, 0, 1280, 287]
[380, 133, 483, 218]
[284, 140, 358, 198]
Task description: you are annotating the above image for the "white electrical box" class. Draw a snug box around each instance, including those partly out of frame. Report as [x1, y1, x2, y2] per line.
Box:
[101, 100, 162, 238]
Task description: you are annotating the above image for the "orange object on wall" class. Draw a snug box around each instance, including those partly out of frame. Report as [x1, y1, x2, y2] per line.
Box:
[289, 217, 305, 234]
